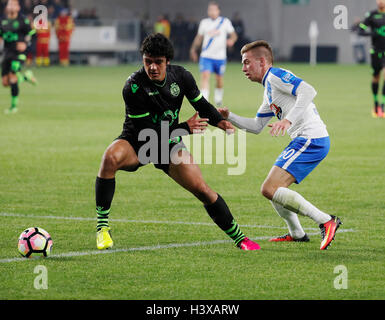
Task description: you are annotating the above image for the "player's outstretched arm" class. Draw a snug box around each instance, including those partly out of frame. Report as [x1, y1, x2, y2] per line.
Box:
[356, 22, 374, 36]
[190, 34, 203, 62]
[218, 107, 271, 135]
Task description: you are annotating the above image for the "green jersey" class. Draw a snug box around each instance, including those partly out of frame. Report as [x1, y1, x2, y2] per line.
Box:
[0, 14, 35, 56]
[360, 10, 385, 50]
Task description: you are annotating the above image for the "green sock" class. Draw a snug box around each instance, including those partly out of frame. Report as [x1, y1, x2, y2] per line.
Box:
[225, 220, 246, 246]
[11, 96, 18, 109]
[16, 72, 26, 84]
[96, 206, 110, 231]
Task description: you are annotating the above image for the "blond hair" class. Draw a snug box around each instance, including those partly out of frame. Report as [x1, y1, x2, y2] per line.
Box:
[241, 40, 274, 64]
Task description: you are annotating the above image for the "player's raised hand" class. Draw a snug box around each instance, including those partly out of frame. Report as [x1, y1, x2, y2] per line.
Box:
[217, 120, 235, 135]
[187, 112, 209, 134]
[268, 119, 291, 137]
[217, 107, 229, 119]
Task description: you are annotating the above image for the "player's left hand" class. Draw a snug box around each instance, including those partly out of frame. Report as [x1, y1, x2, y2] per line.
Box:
[187, 112, 209, 134]
[217, 120, 235, 135]
[16, 42, 27, 52]
[268, 119, 291, 137]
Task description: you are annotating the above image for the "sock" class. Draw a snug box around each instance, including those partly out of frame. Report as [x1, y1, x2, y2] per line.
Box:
[201, 88, 209, 101]
[214, 88, 224, 106]
[372, 82, 379, 112]
[10, 83, 19, 109]
[272, 187, 331, 225]
[36, 57, 42, 67]
[270, 201, 306, 239]
[43, 57, 50, 66]
[16, 72, 26, 84]
[204, 194, 246, 245]
[95, 176, 115, 231]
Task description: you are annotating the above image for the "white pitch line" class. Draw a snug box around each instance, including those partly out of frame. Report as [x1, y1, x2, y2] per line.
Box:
[0, 212, 323, 231]
[0, 229, 355, 264]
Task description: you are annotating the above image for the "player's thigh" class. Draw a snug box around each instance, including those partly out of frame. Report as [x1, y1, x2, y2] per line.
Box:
[1, 58, 11, 85]
[214, 60, 226, 83]
[200, 70, 211, 86]
[98, 139, 140, 176]
[8, 72, 18, 84]
[261, 166, 296, 200]
[215, 73, 224, 88]
[168, 150, 217, 204]
[371, 52, 382, 77]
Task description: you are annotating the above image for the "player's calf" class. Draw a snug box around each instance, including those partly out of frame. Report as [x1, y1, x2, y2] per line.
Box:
[204, 194, 260, 251]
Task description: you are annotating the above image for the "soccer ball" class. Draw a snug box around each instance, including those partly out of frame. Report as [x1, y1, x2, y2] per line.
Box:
[18, 227, 53, 258]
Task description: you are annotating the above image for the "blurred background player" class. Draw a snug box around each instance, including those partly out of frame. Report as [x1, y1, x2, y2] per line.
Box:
[36, 19, 51, 67]
[55, 8, 74, 66]
[218, 40, 342, 250]
[189, 1, 237, 106]
[0, 0, 37, 114]
[357, 0, 385, 118]
[153, 14, 171, 38]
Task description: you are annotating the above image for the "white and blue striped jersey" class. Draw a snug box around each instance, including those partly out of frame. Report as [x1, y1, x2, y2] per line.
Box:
[198, 16, 235, 60]
[255, 67, 328, 139]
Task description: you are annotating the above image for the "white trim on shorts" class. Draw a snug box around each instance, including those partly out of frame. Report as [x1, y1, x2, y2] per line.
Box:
[282, 138, 312, 170]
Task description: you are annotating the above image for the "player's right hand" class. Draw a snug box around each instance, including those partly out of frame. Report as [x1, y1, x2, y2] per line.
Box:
[217, 107, 229, 119]
[187, 112, 209, 134]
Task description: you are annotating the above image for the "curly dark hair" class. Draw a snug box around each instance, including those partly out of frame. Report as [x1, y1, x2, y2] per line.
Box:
[140, 33, 174, 61]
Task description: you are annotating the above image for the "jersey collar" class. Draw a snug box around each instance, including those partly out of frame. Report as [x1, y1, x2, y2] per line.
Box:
[262, 67, 272, 87]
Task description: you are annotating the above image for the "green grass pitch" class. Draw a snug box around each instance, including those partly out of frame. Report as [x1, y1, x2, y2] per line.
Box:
[0, 62, 384, 300]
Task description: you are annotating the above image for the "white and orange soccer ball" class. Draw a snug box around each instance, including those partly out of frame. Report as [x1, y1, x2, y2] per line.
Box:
[18, 227, 53, 258]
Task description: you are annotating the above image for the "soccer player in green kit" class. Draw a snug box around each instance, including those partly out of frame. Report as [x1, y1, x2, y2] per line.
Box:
[95, 33, 261, 251]
[0, 0, 37, 114]
[358, 0, 385, 118]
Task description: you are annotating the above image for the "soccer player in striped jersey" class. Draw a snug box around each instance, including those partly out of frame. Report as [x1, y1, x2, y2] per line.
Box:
[190, 1, 237, 107]
[218, 40, 342, 250]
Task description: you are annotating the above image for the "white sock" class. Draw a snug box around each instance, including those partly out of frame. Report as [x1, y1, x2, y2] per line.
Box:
[201, 88, 209, 101]
[214, 88, 224, 106]
[272, 187, 331, 225]
[270, 201, 306, 239]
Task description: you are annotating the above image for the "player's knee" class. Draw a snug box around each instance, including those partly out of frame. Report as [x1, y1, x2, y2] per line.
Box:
[101, 151, 120, 172]
[9, 76, 17, 85]
[260, 182, 276, 200]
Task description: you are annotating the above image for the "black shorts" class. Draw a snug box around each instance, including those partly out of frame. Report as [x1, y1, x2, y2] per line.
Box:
[370, 49, 385, 76]
[116, 130, 187, 174]
[1, 53, 24, 77]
